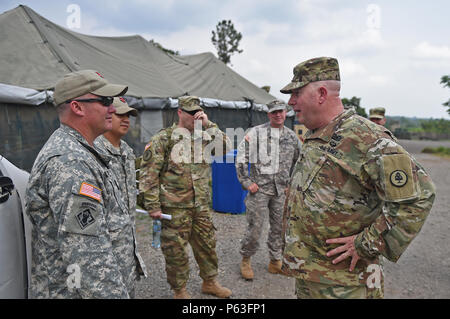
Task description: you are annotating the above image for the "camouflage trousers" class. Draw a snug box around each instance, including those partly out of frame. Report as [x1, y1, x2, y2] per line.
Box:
[295, 279, 384, 299]
[160, 206, 218, 290]
[240, 191, 285, 261]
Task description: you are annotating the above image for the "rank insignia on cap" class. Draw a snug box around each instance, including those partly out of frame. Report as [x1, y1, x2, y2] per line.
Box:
[79, 182, 102, 201]
[76, 209, 95, 229]
[119, 97, 126, 103]
[390, 170, 408, 187]
[95, 72, 104, 78]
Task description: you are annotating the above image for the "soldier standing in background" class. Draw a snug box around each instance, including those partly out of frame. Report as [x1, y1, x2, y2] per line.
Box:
[25, 70, 138, 298]
[236, 100, 301, 280]
[280, 57, 436, 299]
[369, 107, 387, 126]
[139, 96, 232, 299]
[94, 97, 147, 296]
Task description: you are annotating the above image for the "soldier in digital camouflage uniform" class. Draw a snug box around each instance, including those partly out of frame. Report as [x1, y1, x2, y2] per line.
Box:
[280, 57, 436, 299]
[25, 70, 139, 298]
[369, 107, 387, 126]
[94, 97, 147, 296]
[235, 100, 301, 280]
[139, 96, 232, 299]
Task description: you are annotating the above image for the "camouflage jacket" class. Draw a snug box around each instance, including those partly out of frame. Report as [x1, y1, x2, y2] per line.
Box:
[236, 123, 301, 196]
[139, 122, 231, 212]
[94, 135, 147, 278]
[25, 125, 137, 298]
[282, 109, 436, 286]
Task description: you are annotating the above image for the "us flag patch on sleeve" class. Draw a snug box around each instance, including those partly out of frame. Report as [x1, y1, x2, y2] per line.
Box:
[79, 182, 102, 202]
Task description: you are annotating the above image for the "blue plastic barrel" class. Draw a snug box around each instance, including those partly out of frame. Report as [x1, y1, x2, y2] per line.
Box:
[211, 149, 247, 214]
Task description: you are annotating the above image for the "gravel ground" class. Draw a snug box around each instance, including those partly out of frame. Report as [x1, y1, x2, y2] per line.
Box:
[135, 139, 450, 299]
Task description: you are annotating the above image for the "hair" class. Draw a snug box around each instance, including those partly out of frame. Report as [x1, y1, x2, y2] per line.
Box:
[310, 80, 341, 95]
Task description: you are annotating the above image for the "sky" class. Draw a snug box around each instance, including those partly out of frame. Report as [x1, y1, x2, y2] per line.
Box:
[1, 0, 449, 119]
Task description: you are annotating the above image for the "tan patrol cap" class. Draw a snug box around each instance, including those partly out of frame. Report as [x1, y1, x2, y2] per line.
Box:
[267, 100, 286, 113]
[369, 107, 386, 119]
[53, 70, 128, 106]
[113, 97, 138, 116]
[178, 96, 203, 112]
[280, 57, 340, 94]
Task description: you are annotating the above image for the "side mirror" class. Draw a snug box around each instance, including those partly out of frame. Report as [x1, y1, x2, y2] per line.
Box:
[0, 176, 15, 204]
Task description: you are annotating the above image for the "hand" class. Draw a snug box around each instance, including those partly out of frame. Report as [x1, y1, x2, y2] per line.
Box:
[248, 183, 259, 194]
[193, 110, 208, 127]
[149, 209, 162, 220]
[326, 235, 360, 272]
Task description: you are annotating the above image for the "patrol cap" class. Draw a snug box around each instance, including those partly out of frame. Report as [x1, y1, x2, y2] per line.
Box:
[280, 57, 340, 94]
[369, 107, 386, 119]
[113, 97, 138, 116]
[53, 70, 128, 106]
[267, 100, 286, 113]
[178, 96, 203, 112]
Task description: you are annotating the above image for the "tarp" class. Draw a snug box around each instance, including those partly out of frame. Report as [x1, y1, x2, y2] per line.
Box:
[0, 5, 278, 105]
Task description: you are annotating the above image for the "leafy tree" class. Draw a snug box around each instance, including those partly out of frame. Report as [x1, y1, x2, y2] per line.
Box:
[341, 96, 367, 118]
[211, 20, 243, 65]
[440, 75, 450, 115]
[150, 39, 179, 55]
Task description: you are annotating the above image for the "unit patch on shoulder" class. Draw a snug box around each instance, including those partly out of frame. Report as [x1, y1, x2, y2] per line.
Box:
[76, 209, 95, 229]
[143, 148, 152, 161]
[381, 153, 417, 201]
[390, 170, 408, 187]
[79, 182, 102, 202]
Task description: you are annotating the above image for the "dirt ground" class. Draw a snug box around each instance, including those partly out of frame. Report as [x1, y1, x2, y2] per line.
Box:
[135, 139, 450, 299]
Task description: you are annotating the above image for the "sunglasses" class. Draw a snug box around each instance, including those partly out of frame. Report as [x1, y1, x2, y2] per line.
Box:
[66, 96, 114, 106]
[182, 109, 201, 116]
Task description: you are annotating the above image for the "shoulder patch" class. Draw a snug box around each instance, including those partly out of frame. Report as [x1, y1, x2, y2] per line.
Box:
[381, 154, 416, 201]
[143, 148, 152, 161]
[144, 142, 152, 151]
[79, 182, 102, 202]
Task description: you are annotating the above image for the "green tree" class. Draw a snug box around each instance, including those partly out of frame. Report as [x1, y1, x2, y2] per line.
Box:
[341, 96, 367, 118]
[211, 20, 243, 65]
[149, 39, 179, 56]
[440, 75, 450, 115]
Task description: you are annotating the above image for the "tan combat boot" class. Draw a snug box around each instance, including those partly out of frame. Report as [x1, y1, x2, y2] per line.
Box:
[268, 259, 282, 274]
[240, 256, 254, 280]
[173, 287, 191, 299]
[201, 278, 232, 298]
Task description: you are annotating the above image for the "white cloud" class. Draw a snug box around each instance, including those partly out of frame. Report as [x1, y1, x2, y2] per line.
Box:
[412, 42, 450, 60]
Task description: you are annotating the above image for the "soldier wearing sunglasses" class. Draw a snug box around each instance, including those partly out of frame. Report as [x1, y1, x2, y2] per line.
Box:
[25, 70, 139, 298]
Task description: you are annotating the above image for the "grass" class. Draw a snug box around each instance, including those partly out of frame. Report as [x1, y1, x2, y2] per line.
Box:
[421, 146, 450, 158]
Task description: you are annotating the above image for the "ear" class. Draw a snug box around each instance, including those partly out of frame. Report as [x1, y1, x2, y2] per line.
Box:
[69, 100, 85, 117]
[318, 86, 328, 104]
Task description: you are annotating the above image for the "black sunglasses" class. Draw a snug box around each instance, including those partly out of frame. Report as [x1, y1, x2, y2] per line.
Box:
[182, 109, 201, 116]
[66, 96, 114, 106]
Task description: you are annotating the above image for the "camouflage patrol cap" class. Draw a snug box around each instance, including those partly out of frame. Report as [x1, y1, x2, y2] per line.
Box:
[267, 99, 286, 113]
[53, 70, 128, 106]
[280, 57, 340, 94]
[113, 97, 137, 116]
[369, 107, 386, 119]
[178, 96, 203, 112]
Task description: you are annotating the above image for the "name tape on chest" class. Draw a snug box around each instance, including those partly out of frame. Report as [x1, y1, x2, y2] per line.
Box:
[79, 182, 102, 202]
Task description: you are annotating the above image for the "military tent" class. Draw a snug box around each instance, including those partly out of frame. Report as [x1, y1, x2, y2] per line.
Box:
[0, 5, 292, 171]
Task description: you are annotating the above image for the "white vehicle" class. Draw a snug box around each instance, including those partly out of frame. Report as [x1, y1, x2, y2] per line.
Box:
[0, 155, 31, 298]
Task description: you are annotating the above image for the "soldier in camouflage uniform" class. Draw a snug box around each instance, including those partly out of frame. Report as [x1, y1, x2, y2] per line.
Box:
[235, 100, 301, 280]
[25, 70, 139, 298]
[369, 107, 387, 126]
[94, 97, 147, 296]
[139, 96, 232, 299]
[280, 57, 436, 299]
